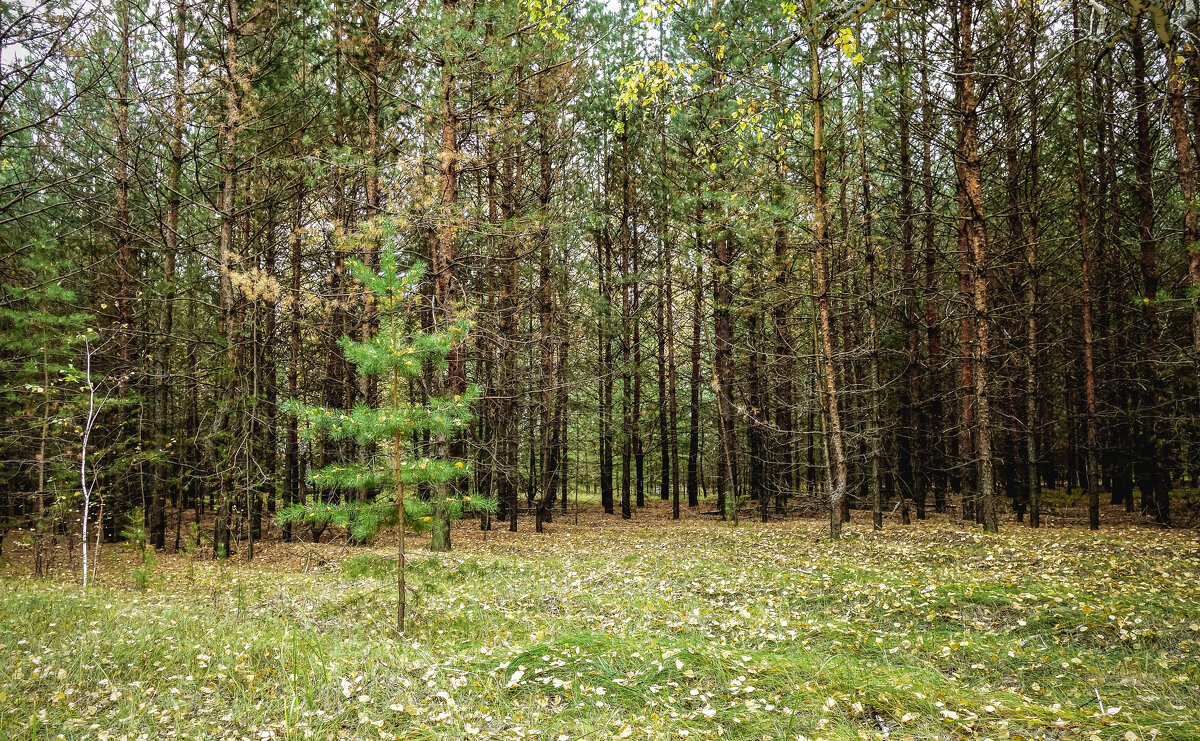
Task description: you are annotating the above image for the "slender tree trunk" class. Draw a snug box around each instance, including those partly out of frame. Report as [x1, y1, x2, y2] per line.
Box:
[283, 191, 303, 542]
[359, 0, 381, 419]
[1022, 1, 1043, 528]
[480, 122, 498, 531]
[666, 229, 680, 518]
[536, 102, 557, 533]
[748, 309, 766, 519]
[657, 239, 670, 504]
[920, 24, 943, 516]
[1131, 19, 1169, 525]
[712, 234, 738, 521]
[771, 162, 794, 516]
[1074, 15, 1104, 524]
[812, 38, 847, 539]
[214, 0, 243, 558]
[896, 21, 920, 526]
[109, 0, 138, 543]
[600, 219, 615, 516]
[431, 0, 465, 550]
[598, 225, 614, 515]
[952, 4, 976, 526]
[152, 0, 186, 549]
[620, 123, 633, 521]
[633, 216, 645, 509]
[261, 204, 278, 536]
[1096, 52, 1131, 510]
[1167, 50, 1200, 481]
[955, 0, 997, 532]
[558, 332, 569, 515]
[687, 245, 701, 508]
[499, 126, 522, 532]
[860, 31, 883, 531]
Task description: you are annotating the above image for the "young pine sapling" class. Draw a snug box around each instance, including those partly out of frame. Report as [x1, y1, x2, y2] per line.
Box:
[278, 248, 494, 631]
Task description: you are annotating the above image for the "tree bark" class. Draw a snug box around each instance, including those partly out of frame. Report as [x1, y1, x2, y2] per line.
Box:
[1131, 19, 1169, 525]
[920, 24, 942, 518]
[152, 0, 186, 549]
[1024, 0, 1042, 528]
[430, 0, 465, 550]
[620, 121, 633, 521]
[896, 20, 920, 526]
[213, 0, 244, 558]
[811, 37, 847, 539]
[954, 0, 997, 532]
[1071, 0, 1102, 530]
[687, 242, 702, 509]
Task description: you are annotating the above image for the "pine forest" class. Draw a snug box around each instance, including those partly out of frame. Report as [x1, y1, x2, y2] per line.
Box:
[2, 0, 1200, 738]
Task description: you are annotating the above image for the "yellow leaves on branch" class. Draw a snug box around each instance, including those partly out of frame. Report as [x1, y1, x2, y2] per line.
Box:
[835, 27, 865, 66]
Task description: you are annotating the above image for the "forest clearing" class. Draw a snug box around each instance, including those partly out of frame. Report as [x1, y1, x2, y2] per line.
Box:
[2, 502, 1199, 741]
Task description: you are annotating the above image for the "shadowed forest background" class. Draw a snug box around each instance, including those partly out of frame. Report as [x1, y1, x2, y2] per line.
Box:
[5, 0, 1200, 562]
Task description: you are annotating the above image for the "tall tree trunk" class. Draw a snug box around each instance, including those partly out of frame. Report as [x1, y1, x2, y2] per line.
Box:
[953, 4, 976, 526]
[359, 0, 381, 420]
[1074, 43, 1101, 530]
[1167, 49, 1200, 490]
[668, 261, 680, 518]
[1131, 19, 1169, 525]
[748, 309, 766, 519]
[1023, 0, 1043, 528]
[536, 102, 557, 533]
[499, 123, 522, 531]
[109, 0, 137, 543]
[1096, 51, 1131, 510]
[811, 37, 847, 539]
[558, 332, 569, 515]
[955, 0, 998, 532]
[687, 244, 701, 508]
[657, 236, 670, 504]
[598, 225, 614, 515]
[620, 123, 633, 521]
[897, 20, 920, 526]
[770, 158, 794, 516]
[921, 24, 943, 517]
[860, 29, 882, 531]
[633, 219, 645, 510]
[326, 0, 355, 484]
[431, 0, 465, 550]
[214, 0, 243, 558]
[283, 191, 303, 543]
[712, 234, 737, 521]
[152, 0, 186, 549]
[261, 205, 278, 537]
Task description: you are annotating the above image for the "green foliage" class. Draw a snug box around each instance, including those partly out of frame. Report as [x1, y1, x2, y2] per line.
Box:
[0, 246, 96, 528]
[130, 549, 157, 591]
[119, 508, 156, 590]
[340, 553, 396, 581]
[120, 508, 148, 552]
[279, 245, 496, 543]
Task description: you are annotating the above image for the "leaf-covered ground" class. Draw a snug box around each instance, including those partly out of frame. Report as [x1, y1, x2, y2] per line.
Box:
[2, 509, 1199, 741]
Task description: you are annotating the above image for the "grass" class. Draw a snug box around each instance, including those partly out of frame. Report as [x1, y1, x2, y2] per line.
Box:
[1, 507, 1198, 740]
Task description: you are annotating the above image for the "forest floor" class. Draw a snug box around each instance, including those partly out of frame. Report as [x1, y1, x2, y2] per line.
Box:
[1, 502, 1199, 741]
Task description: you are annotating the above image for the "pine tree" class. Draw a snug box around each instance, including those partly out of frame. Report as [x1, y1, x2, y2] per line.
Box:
[278, 243, 493, 630]
[0, 247, 95, 559]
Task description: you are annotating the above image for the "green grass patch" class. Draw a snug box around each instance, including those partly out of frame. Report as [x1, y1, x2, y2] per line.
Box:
[1, 518, 1198, 740]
